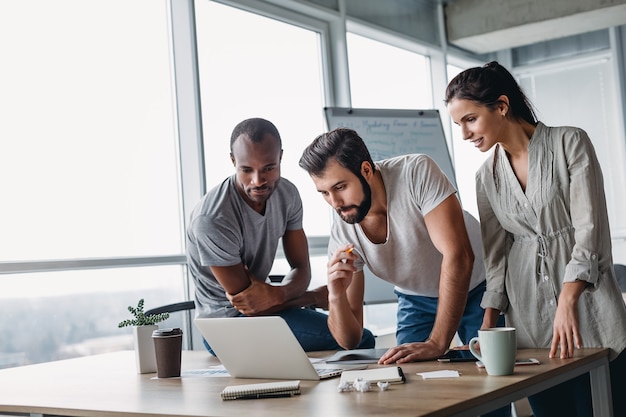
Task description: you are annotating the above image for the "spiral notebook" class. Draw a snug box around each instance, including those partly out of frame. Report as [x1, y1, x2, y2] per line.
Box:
[221, 380, 301, 400]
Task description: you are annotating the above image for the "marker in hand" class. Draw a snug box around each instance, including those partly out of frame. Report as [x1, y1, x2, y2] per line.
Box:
[342, 247, 354, 263]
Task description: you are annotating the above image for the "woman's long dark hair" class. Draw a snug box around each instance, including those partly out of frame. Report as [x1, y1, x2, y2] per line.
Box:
[445, 61, 537, 190]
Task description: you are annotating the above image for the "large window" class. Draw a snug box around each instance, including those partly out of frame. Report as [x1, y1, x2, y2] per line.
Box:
[0, 0, 185, 367]
[347, 33, 432, 109]
[1, 267, 184, 367]
[1, 1, 181, 261]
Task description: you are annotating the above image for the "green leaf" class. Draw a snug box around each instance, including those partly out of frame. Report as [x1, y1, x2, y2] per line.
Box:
[118, 299, 170, 328]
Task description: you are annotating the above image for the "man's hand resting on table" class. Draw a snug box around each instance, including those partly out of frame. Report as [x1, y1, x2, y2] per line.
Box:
[378, 340, 447, 364]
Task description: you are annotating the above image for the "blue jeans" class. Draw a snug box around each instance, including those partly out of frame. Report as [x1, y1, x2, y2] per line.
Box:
[395, 280, 510, 417]
[203, 307, 376, 355]
[395, 280, 503, 345]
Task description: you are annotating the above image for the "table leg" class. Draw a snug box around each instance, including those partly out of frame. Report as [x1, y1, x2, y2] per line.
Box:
[589, 358, 613, 417]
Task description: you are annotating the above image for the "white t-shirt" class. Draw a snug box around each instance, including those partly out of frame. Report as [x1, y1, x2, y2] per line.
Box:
[328, 154, 485, 297]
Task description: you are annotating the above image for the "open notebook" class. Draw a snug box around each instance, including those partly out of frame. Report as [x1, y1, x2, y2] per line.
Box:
[194, 316, 365, 380]
[325, 348, 389, 364]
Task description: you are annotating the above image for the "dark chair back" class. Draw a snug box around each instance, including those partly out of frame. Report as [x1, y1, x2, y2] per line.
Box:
[145, 301, 195, 316]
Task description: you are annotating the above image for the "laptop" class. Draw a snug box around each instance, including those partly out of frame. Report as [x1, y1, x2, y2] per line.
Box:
[194, 316, 365, 380]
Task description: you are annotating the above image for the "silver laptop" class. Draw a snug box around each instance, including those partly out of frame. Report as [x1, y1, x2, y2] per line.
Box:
[194, 316, 365, 380]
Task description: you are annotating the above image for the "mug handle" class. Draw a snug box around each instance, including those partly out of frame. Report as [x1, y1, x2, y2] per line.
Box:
[468, 337, 482, 361]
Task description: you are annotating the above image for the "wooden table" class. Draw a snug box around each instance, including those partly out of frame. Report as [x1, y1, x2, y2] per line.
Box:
[0, 348, 612, 417]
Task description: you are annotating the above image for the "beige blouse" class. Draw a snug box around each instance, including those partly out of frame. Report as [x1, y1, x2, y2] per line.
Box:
[476, 122, 626, 359]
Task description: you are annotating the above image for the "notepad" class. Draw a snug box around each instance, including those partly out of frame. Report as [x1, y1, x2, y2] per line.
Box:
[339, 367, 406, 385]
[220, 380, 301, 400]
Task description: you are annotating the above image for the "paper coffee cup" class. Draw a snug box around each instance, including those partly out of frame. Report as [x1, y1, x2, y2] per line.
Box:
[152, 328, 183, 378]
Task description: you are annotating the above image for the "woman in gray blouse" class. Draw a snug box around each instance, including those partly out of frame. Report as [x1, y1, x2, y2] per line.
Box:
[445, 61, 626, 417]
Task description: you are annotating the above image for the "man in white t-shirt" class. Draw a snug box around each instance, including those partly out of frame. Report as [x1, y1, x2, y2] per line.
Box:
[299, 128, 497, 364]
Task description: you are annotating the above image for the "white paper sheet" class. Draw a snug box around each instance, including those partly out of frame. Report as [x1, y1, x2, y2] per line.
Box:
[417, 370, 460, 379]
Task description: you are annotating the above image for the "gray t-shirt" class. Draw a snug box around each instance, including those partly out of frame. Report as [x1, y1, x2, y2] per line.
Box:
[186, 175, 303, 318]
[329, 154, 485, 297]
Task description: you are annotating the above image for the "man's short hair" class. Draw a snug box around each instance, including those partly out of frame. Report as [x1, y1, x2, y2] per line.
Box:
[230, 118, 282, 152]
[299, 128, 375, 177]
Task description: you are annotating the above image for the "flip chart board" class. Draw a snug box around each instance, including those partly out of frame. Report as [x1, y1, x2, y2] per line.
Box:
[324, 107, 457, 304]
[324, 107, 456, 187]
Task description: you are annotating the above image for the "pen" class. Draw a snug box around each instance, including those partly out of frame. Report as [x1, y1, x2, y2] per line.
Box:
[397, 366, 406, 383]
[341, 247, 354, 264]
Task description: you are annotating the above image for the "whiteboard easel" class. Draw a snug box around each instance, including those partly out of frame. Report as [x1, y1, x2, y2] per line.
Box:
[324, 107, 456, 188]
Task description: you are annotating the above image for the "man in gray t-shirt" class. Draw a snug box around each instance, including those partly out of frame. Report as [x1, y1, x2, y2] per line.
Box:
[186, 118, 374, 353]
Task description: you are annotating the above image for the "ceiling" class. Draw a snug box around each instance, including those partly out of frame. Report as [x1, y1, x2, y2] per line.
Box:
[444, 0, 626, 53]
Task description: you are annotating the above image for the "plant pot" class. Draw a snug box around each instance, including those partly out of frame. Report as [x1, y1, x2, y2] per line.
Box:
[133, 324, 158, 374]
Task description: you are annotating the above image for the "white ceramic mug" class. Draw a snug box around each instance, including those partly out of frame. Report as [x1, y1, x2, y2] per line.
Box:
[469, 327, 517, 376]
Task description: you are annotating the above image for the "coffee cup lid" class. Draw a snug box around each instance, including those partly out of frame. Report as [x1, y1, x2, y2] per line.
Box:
[152, 328, 183, 337]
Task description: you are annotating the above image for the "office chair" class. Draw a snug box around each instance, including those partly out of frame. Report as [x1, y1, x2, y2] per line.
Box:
[614, 263, 626, 292]
[145, 300, 195, 316]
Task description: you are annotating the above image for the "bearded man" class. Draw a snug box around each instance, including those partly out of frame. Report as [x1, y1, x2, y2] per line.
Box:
[299, 128, 498, 364]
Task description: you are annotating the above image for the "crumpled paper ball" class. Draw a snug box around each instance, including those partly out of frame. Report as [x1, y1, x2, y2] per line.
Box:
[353, 377, 371, 392]
[336, 381, 353, 392]
[377, 381, 390, 391]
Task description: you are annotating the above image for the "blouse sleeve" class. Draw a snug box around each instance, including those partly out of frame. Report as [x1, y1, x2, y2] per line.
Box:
[563, 129, 606, 286]
[476, 171, 510, 312]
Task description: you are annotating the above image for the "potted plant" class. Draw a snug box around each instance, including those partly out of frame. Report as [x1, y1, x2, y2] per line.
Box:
[119, 299, 170, 374]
